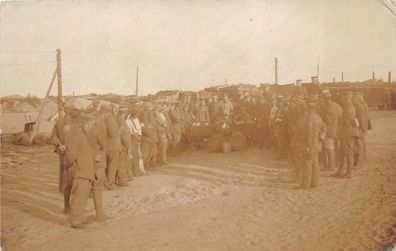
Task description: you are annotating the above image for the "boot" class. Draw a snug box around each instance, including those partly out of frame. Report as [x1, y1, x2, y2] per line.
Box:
[63, 186, 71, 214]
[93, 190, 111, 222]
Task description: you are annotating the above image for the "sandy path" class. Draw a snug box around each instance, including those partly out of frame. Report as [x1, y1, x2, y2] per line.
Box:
[1, 111, 396, 251]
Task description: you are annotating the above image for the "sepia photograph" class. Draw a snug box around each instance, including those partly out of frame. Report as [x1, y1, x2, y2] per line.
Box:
[1, 0, 396, 250]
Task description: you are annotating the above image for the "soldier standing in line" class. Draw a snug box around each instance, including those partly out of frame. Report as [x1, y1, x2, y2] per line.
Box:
[126, 106, 145, 176]
[333, 91, 360, 178]
[274, 97, 290, 159]
[292, 79, 308, 98]
[163, 103, 174, 156]
[300, 96, 327, 189]
[320, 90, 342, 171]
[117, 105, 132, 184]
[105, 104, 123, 189]
[140, 102, 159, 168]
[221, 94, 234, 121]
[268, 97, 279, 151]
[169, 103, 183, 156]
[51, 105, 72, 213]
[64, 111, 95, 229]
[288, 96, 307, 184]
[156, 103, 170, 165]
[352, 92, 371, 166]
[84, 113, 111, 222]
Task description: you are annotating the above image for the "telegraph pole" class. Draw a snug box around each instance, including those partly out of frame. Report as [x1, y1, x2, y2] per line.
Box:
[274, 57, 278, 85]
[341, 72, 344, 83]
[388, 71, 392, 84]
[56, 49, 63, 112]
[316, 57, 320, 80]
[135, 66, 139, 96]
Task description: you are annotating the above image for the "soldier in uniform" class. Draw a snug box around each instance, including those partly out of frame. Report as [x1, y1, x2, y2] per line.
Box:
[169, 103, 183, 156]
[51, 105, 73, 213]
[140, 102, 159, 168]
[126, 106, 145, 176]
[292, 79, 308, 98]
[156, 103, 170, 165]
[352, 92, 370, 166]
[300, 96, 327, 189]
[288, 96, 307, 184]
[64, 111, 95, 229]
[274, 97, 290, 159]
[320, 90, 342, 171]
[117, 105, 132, 184]
[105, 104, 123, 188]
[333, 91, 360, 178]
[84, 113, 111, 222]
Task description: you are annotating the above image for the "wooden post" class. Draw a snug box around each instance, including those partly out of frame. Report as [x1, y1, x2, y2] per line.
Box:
[274, 57, 278, 85]
[135, 66, 139, 96]
[333, 77, 335, 83]
[341, 72, 344, 83]
[388, 71, 392, 84]
[317, 57, 320, 81]
[372, 72, 375, 80]
[56, 49, 63, 112]
[28, 67, 58, 144]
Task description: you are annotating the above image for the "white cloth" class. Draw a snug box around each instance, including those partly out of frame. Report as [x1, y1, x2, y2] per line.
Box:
[126, 117, 142, 136]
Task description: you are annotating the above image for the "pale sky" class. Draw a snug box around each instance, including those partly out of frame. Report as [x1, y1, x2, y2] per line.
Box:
[1, 0, 395, 97]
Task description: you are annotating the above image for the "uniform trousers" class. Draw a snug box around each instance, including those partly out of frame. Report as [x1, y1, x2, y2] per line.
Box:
[106, 151, 120, 185]
[70, 177, 91, 227]
[301, 152, 319, 189]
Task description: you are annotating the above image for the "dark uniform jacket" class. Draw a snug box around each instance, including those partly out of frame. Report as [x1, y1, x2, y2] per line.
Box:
[118, 118, 131, 153]
[305, 111, 327, 153]
[105, 114, 122, 152]
[337, 101, 360, 139]
[321, 101, 342, 138]
[353, 99, 370, 133]
[87, 125, 107, 160]
[65, 125, 95, 180]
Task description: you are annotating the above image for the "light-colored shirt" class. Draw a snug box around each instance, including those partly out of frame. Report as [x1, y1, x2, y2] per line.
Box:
[126, 116, 142, 136]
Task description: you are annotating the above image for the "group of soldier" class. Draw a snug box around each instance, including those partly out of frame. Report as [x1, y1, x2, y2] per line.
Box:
[51, 81, 371, 228]
[51, 97, 219, 228]
[267, 84, 371, 189]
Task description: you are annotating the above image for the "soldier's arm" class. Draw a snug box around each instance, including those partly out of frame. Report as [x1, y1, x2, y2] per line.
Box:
[120, 126, 131, 151]
[50, 126, 62, 147]
[65, 134, 80, 165]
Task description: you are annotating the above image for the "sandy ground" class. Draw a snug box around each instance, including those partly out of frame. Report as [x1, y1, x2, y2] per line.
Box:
[1, 111, 396, 251]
